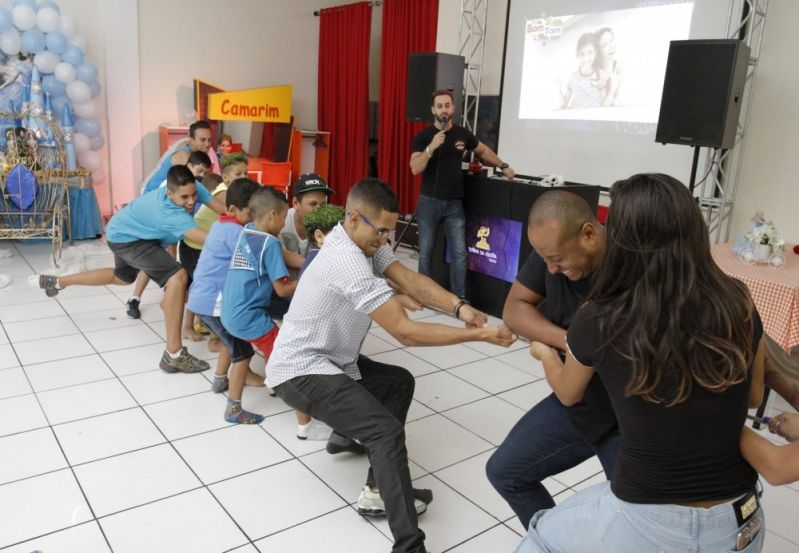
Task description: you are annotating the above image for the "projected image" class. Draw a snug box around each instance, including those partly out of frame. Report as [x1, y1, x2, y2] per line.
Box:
[518, 2, 694, 122]
[446, 216, 523, 283]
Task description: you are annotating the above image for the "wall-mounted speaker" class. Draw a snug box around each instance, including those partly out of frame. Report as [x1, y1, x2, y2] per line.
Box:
[656, 39, 750, 149]
[406, 53, 465, 123]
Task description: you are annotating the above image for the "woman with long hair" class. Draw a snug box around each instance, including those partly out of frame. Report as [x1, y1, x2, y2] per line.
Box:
[594, 27, 622, 106]
[516, 173, 766, 552]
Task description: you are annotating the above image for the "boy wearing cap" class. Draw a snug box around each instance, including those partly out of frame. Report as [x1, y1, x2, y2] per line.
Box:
[278, 173, 334, 267]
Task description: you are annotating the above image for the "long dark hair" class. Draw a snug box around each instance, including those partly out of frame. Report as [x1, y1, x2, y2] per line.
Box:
[589, 173, 755, 406]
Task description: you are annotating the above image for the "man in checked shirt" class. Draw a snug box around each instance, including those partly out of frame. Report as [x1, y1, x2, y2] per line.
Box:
[267, 178, 516, 553]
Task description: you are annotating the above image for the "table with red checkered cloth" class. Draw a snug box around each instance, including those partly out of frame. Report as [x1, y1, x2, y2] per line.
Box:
[711, 243, 799, 352]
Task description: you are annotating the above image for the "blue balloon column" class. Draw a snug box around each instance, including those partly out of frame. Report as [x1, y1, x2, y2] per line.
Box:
[0, 0, 104, 184]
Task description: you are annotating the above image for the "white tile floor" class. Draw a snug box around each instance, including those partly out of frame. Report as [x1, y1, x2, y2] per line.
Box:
[0, 240, 797, 552]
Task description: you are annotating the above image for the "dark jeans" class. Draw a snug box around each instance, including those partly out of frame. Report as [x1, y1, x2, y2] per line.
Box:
[486, 392, 621, 528]
[416, 195, 467, 298]
[274, 356, 425, 553]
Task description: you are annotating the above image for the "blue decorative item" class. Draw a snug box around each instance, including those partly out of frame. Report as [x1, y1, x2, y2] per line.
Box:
[61, 44, 83, 66]
[74, 116, 100, 138]
[13, 0, 38, 9]
[42, 74, 65, 97]
[51, 94, 67, 116]
[89, 81, 100, 98]
[75, 62, 97, 84]
[44, 30, 67, 54]
[21, 28, 46, 54]
[90, 134, 103, 150]
[0, 8, 13, 32]
[61, 102, 77, 170]
[7, 164, 38, 210]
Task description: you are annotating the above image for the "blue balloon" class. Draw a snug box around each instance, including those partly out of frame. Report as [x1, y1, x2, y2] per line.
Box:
[13, 0, 37, 9]
[90, 81, 100, 98]
[44, 30, 67, 54]
[0, 9, 12, 32]
[42, 74, 65, 97]
[37, 0, 61, 12]
[52, 95, 68, 117]
[90, 134, 104, 150]
[22, 29, 46, 54]
[75, 117, 101, 138]
[61, 45, 83, 67]
[76, 62, 97, 84]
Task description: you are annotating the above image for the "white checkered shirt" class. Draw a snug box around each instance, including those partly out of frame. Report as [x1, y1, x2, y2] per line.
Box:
[266, 224, 397, 388]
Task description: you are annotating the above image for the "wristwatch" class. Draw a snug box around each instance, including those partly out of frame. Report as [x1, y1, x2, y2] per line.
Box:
[499, 163, 509, 170]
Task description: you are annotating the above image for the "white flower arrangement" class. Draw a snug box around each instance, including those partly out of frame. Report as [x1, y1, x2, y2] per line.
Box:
[743, 212, 786, 254]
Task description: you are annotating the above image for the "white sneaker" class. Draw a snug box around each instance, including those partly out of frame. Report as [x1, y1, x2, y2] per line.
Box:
[296, 419, 332, 441]
[356, 485, 429, 517]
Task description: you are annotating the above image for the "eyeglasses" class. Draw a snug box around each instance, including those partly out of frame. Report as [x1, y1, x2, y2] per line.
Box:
[352, 211, 391, 239]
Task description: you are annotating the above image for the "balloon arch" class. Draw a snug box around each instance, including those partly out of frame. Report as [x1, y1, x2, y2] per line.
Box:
[0, 0, 104, 184]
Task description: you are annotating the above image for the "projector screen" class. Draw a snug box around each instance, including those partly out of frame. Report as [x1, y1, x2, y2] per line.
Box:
[499, 0, 736, 187]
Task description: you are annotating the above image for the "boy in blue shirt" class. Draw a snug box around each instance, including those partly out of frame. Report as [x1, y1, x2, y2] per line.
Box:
[221, 187, 296, 358]
[188, 178, 267, 423]
[39, 165, 219, 374]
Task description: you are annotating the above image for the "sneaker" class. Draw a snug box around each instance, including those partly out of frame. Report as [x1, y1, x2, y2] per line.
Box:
[126, 298, 141, 319]
[159, 347, 210, 373]
[38, 274, 60, 297]
[356, 485, 431, 517]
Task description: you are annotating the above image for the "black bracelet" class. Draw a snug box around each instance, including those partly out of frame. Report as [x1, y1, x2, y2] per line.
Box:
[454, 299, 469, 319]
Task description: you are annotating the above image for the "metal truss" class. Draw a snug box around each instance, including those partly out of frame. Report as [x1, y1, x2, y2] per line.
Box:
[458, 0, 488, 139]
[697, 0, 768, 243]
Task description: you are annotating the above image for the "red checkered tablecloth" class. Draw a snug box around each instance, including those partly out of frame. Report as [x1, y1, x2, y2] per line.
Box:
[711, 243, 799, 352]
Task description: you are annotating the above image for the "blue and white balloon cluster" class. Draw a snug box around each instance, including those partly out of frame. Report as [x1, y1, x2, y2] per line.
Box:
[0, 0, 104, 184]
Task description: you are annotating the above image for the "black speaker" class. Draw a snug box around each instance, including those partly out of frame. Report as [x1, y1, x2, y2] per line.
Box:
[656, 39, 750, 149]
[406, 53, 465, 123]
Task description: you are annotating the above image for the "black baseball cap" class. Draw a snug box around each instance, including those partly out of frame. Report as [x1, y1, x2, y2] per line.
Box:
[293, 173, 334, 197]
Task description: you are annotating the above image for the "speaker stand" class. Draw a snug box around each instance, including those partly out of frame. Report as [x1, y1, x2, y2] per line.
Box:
[393, 213, 419, 253]
[688, 145, 701, 195]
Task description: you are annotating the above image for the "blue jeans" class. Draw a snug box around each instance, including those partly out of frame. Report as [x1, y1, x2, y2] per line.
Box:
[486, 393, 620, 528]
[515, 482, 765, 553]
[415, 195, 467, 298]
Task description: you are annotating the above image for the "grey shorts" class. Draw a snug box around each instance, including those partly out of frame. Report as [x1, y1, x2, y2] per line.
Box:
[107, 240, 183, 288]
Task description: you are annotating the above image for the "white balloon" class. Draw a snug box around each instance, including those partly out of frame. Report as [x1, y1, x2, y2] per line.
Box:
[91, 169, 105, 185]
[36, 7, 59, 33]
[33, 50, 59, 74]
[78, 150, 100, 171]
[66, 80, 91, 104]
[0, 29, 20, 55]
[73, 132, 90, 153]
[54, 61, 76, 84]
[69, 34, 87, 54]
[72, 99, 97, 119]
[59, 13, 78, 40]
[11, 4, 36, 31]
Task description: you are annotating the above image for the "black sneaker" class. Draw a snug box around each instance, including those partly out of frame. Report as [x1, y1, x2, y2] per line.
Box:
[126, 298, 141, 319]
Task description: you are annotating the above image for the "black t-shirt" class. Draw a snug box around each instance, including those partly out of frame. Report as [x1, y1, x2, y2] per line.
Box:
[568, 300, 763, 504]
[411, 125, 479, 199]
[516, 250, 618, 444]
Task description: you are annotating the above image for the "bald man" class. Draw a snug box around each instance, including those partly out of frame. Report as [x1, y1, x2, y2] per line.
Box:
[486, 190, 620, 528]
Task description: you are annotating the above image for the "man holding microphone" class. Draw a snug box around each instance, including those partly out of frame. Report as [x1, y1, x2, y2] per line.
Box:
[409, 89, 515, 300]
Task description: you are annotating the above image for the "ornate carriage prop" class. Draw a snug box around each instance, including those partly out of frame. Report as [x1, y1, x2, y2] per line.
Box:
[0, 110, 76, 266]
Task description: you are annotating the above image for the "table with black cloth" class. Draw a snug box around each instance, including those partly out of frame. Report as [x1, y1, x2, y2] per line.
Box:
[428, 173, 600, 318]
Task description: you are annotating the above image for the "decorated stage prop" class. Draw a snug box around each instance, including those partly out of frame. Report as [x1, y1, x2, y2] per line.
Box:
[0, 1, 105, 263]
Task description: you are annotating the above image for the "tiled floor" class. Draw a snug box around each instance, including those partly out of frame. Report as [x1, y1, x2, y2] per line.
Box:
[0, 240, 797, 552]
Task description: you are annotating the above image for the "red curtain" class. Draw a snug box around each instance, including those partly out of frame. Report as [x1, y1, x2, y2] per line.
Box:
[318, 2, 372, 199]
[378, 0, 439, 214]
